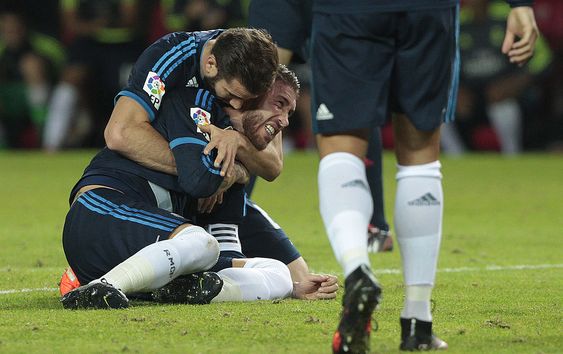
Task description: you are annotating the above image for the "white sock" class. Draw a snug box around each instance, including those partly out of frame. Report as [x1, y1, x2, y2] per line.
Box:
[212, 258, 293, 302]
[488, 98, 522, 155]
[43, 83, 77, 150]
[319, 152, 373, 278]
[90, 226, 219, 293]
[394, 161, 443, 322]
[402, 285, 433, 322]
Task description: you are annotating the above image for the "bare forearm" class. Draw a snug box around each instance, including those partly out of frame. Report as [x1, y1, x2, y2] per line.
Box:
[105, 97, 178, 175]
[121, 123, 178, 175]
[236, 133, 283, 181]
[233, 162, 250, 185]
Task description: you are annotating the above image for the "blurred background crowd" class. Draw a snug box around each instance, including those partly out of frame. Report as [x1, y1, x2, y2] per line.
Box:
[0, 0, 561, 154]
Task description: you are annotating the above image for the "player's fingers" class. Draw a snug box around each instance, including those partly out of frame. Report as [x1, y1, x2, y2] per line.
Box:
[205, 197, 217, 213]
[319, 284, 339, 294]
[217, 192, 224, 205]
[199, 198, 208, 213]
[214, 148, 226, 170]
[307, 274, 327, 282]
[321, 275, 338, 285]
[501, 32, 515, 54]
[203, 140, 216, 155]
[316, 291, 337, 300]
[508, 44, 532, 58]
[510, 52, 534, 66]
[511, 29, 537, 50]
[221, 152, 235, 178]
[198, 124, 210, 133]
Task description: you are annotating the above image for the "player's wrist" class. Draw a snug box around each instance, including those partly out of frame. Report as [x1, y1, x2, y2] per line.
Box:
[234, 162, 250, 184]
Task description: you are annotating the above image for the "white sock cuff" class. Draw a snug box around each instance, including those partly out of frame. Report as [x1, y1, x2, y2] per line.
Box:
[174, 225, 212, 241]
[319, 152, 364, 173]
[405, 285, 433, 301]
[396, 161, 442, 180]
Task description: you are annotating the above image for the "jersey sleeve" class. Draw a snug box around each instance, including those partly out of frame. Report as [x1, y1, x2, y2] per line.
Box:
[115, 32, 199, 121]
[158, 87, 231, 198]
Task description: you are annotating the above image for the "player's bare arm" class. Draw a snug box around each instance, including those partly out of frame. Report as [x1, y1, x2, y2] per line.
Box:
[105, 97, 177, 175]
[199, 123, 283, 181]
[236, 132, 283, 182]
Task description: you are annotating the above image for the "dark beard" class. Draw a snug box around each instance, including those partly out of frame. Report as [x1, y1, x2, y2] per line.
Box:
[242, 111, 267, 151]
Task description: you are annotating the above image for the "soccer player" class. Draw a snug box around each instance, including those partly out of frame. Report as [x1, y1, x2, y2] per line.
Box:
[248, 0, 393, 253]
[310, 0, 539, 352]
[104, 27, 279, 179]
[101, 26, 337, 292]
[61, 66, 335, 309]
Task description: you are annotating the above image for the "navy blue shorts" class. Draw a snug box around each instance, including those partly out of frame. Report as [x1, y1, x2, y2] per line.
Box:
[62, 188, 188, 284]
[248, 0, 312, 62]
[311, 7, 459, 133]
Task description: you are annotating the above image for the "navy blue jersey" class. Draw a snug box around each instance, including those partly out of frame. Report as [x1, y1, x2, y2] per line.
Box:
[116, 30, 223, 121]
[72, 86, 231, 202]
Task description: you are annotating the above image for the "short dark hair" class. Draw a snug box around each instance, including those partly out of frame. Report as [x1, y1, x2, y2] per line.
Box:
[212, 28, 278, 96]
[276, 64, 300, 98]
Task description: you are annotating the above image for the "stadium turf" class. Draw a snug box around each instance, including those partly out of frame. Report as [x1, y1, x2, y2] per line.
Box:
[0, 150, 561, 353]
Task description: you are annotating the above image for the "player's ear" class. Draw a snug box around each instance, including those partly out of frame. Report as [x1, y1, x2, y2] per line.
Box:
[204, 54, 218, 78]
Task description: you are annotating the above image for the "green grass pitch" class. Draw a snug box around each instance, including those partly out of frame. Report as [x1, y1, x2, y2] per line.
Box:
[0, 150, 561, 353]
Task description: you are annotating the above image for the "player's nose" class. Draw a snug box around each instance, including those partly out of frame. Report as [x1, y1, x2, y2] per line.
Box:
[229, 98, 243, 110]
[278, 114, 289, 129]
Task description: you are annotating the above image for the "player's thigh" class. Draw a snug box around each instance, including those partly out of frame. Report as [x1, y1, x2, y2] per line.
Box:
[392, 7, 459, 133]
[310, 12, 395, 136]
[62, 188, 188, 284]
[239, 202, 301, 265]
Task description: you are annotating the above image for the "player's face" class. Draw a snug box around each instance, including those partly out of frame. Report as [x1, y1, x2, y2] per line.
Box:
[240, 80, 297, 150]
[206, 76, 257, 110]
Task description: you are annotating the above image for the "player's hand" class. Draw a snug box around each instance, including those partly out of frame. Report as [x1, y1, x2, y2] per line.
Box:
[198, 124, 241, 177]
[502, 6, 539, 67]
[215, 163, 249, 195]
[292, 274, 338, 300]
[198, 192, 223, 213]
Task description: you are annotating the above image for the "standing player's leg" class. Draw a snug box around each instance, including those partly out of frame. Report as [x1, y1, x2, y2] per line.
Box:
[391, 7, 458, 350]
[312, 11, 397, 352]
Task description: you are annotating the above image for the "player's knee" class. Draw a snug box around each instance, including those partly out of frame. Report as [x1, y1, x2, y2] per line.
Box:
[244, 258, 293, 299]
[172, 225, 220, 269]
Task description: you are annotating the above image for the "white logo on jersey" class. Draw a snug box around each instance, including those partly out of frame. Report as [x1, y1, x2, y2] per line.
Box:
[186, 76, 198, 87]
[191, 107, 212, 140]
[143, 71, 166, 109]
[316, 103, 334, 120]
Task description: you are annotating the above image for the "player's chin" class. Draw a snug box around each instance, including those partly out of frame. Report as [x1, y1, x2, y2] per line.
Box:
[248, 133, 270, 151]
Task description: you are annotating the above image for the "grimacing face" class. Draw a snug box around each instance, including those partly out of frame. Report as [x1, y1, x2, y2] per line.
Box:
[239, 79, 297, 150]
